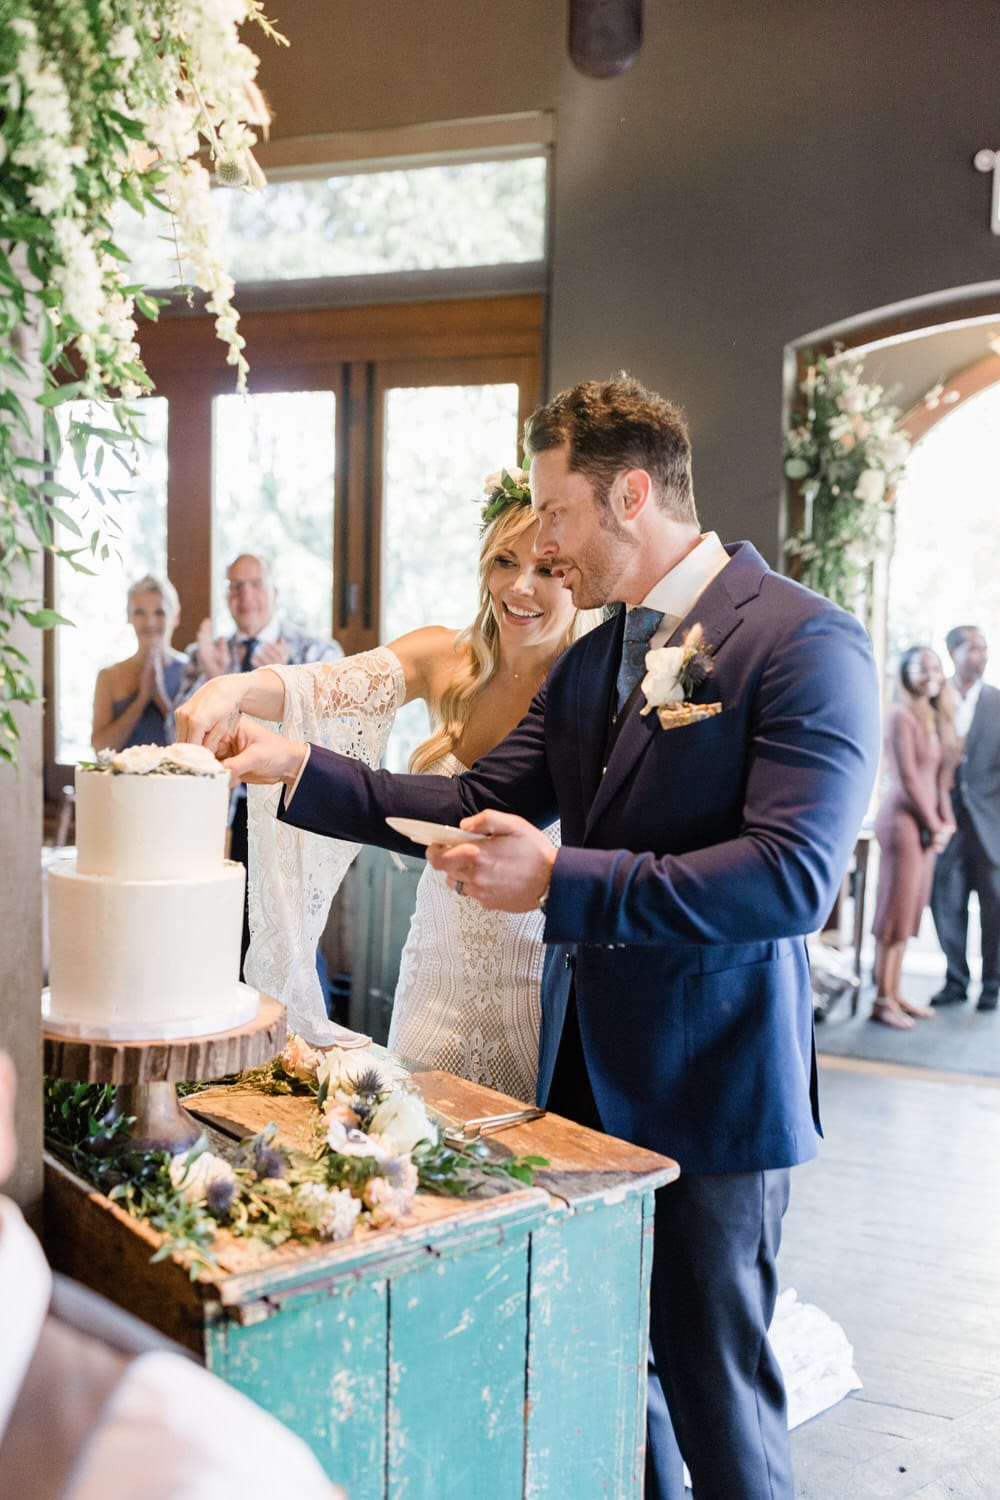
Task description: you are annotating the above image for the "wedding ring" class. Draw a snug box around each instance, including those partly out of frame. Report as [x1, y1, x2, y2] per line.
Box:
[456, 879, 464, 897]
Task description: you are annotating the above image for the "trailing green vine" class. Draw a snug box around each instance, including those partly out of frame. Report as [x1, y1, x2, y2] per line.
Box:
[0, 1, 285, 764]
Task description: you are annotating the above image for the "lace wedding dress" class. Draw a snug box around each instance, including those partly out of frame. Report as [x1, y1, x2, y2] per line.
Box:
[245, 647, 550, 1100]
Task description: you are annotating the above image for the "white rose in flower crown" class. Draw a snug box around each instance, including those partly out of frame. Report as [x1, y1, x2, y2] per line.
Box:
[111, 744, 167, 774]
[169, 1148, 238, 1205]
[854, 469, 887, 506]
[163, 742, 225, 775]
[367, 1091, 438, 1156]
[640, 645, 687, 709]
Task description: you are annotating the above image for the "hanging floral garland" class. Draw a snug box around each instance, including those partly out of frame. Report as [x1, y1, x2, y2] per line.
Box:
[0, 0, 284, 764]
[783, 350, 912, 613]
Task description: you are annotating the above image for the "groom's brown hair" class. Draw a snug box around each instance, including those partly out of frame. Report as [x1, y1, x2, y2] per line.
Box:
[523, 374, 697, 524]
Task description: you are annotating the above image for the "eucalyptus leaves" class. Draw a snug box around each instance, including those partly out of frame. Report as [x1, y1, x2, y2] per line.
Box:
[783, 351, 911, 612]
[0, 1, 283, 764]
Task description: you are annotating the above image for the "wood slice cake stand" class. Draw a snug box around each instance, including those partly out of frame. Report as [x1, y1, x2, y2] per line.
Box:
[44, 993, 286, 1155]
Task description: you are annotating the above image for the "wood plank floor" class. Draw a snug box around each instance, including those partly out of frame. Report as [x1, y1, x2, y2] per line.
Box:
[783, 1055, 1000, 1499]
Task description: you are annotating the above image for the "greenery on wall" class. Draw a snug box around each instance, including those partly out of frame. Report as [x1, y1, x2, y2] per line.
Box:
[783, 350, 911, 614]
[0, 0, 282, 765]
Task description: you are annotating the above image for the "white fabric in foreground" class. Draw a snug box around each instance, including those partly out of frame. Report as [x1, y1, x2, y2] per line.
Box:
[245, 648, 406, 1047]
[770, 1286, 863, 1430]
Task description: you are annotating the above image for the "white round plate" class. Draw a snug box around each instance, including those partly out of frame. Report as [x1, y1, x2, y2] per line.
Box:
[385, 816, 486, 846]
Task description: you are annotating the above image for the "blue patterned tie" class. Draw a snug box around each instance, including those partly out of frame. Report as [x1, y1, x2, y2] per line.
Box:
[615, 607, 664, 710]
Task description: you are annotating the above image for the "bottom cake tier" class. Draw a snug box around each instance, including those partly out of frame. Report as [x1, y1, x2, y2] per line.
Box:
[45, 859, 255, 1040]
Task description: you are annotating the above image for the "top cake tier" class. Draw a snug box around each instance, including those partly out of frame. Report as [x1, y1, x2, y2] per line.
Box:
[75, 745, 230, 881]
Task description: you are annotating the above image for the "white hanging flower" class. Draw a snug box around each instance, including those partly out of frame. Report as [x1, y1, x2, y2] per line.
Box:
[854, 469, 887, 506]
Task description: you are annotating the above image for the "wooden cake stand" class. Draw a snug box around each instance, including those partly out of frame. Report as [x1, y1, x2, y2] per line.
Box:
[43, 993, 286, 1155]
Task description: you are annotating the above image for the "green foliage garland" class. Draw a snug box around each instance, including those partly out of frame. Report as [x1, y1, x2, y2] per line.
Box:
[783, 350, 911, 612]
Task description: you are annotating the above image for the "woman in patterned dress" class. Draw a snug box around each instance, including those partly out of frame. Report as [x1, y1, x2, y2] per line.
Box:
[178, 473, 596, 1099]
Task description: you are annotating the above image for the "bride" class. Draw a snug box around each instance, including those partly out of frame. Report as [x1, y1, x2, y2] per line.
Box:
[177, 471, 595, 1100]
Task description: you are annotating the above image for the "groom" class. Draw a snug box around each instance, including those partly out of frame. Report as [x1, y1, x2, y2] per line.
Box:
[200, 376, 880, 1499]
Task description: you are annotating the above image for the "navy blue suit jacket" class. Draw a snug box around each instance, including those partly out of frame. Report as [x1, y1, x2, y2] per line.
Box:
[280, 542, 881, 1174]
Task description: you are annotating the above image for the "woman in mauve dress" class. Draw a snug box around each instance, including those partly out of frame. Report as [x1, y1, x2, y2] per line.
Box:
[870, 646, 955, 1029]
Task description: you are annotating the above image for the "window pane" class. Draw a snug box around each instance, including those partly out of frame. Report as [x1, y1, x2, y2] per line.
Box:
[889, 383, 1000, 661]
[212, 391, 336, 640]
[54, 398, 169, 764]
[114, 157, 547, 287]
[381, 382, 520, 771]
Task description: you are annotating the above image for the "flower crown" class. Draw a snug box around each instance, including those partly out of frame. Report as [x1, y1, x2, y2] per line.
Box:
[479, 467, 531, 531]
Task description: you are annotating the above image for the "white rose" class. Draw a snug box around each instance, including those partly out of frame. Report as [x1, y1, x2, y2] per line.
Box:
[836, 387, 866, 414]
[111, 744, 166, 774]
[367, 1092, 438, 1156]
[318, 1047, 401, 1098]
[168, 1148, 238, 1205]
[854, 469, 887, 506]
[163, 742, 225, 776]
[640, 645, 686, 709]
[326, 1116, 387, 1160]
[294, 1183, 362, 1241]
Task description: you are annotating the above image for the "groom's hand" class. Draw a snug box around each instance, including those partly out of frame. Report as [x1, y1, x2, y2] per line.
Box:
[221, 715, 308, 787]
[427, 809, 556, 913]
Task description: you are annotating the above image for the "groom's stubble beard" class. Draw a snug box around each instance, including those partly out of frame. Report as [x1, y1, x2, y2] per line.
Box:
[560, 490, 639, 610]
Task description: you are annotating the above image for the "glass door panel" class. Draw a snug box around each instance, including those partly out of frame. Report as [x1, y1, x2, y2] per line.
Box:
[212, 390, 336, 641]
[54, 397, 169, 764]
[380, 380, 520, 771]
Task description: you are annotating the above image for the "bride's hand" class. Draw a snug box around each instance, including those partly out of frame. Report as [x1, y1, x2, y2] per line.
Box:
[176, 674, 247, 751]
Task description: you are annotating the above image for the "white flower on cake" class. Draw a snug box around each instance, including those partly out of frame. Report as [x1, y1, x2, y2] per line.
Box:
[367, 1091, 438, 1156]
[105, 742, 224, 776]
[110, 744, 167, 774]
[169, 1148, 238, 1206]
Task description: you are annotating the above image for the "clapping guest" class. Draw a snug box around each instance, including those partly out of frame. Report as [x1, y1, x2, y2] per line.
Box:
[91, 575, 187, 753]
[182, 552, 345, 971]
[870, 646, 955, 1029]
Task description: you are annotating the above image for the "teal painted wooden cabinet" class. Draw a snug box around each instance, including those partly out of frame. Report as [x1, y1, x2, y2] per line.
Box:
[45, 1070, 677, 1500]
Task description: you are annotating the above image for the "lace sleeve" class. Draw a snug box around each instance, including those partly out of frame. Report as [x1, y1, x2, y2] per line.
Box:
[245, 647, 406, 1045]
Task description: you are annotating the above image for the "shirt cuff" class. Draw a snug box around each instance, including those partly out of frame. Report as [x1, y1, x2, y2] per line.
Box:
[283, 742, 312, 806]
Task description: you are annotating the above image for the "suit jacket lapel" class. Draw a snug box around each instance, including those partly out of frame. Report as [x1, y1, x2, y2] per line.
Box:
[582, 542, 764, 837]
[574, 610, 624, 807]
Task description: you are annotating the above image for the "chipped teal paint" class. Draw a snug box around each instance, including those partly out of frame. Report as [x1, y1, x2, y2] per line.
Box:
[388, 1231, 530, 1497]
[207, 1279, 388, 1500]
[198, 1178, 663, 1498]
[524, 1193, 656, 1498]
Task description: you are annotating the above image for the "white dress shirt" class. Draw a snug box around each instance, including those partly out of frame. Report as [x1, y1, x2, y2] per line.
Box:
[631, 530, 731, 647]
[952, 676, 983, 741]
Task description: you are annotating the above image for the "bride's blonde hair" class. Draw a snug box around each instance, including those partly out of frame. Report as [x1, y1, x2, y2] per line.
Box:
[409, 499, 593, 772]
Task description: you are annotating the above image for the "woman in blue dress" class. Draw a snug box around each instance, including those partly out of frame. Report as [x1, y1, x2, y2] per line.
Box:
[91, 575, 188, 751]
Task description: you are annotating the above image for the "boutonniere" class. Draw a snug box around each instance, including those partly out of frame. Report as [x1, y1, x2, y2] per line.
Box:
[639, 623, 723, 730]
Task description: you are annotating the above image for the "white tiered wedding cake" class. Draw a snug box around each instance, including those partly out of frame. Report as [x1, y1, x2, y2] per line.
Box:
[44, 743, 257, 1040]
